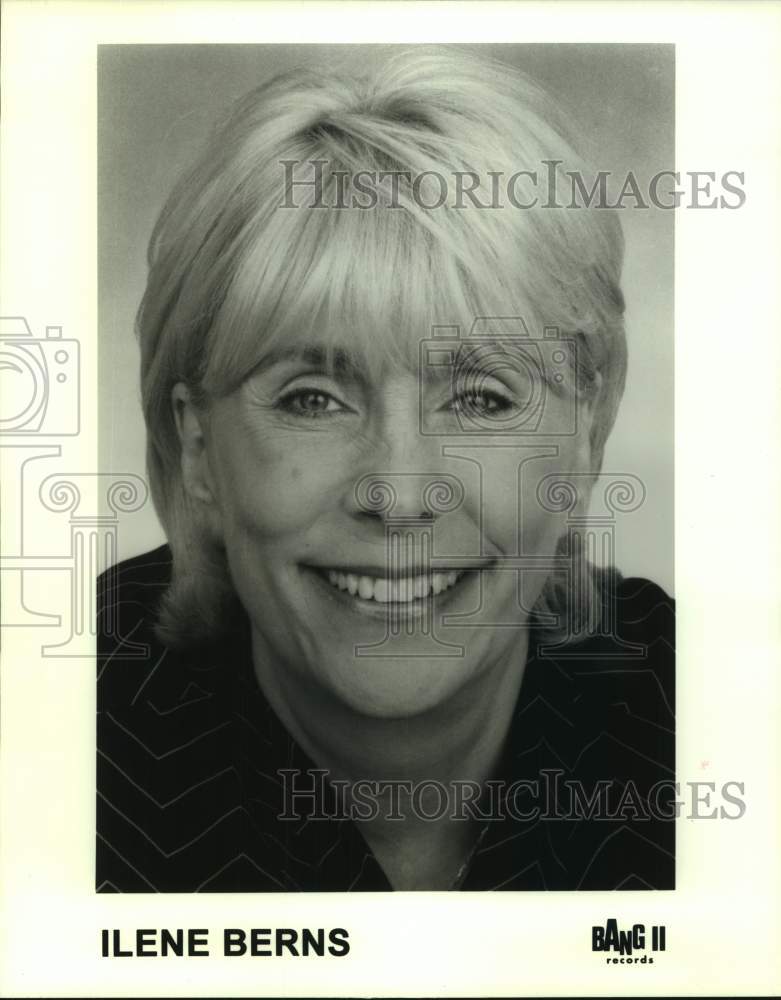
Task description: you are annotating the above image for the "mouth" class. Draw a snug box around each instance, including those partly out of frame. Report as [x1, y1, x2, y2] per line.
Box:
[302, 563, 477, 618]
[324, 567, 464, 603]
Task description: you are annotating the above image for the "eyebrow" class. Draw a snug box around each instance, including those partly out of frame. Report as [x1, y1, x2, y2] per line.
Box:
[253, 345, 365, 377]
[252, 342, 522, 385]
[253, 343, 454, 383]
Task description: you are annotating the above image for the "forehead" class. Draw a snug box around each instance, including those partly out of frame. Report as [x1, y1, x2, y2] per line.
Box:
[203, 164, 533, 362]
[200, 178, 568, 397]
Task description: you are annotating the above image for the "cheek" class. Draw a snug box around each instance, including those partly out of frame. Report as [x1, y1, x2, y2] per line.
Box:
[475, 439, 586, 554]
[209, 425, 351, 541]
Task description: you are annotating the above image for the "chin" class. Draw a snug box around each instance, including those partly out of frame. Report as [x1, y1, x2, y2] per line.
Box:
[316, 646, 485, 720]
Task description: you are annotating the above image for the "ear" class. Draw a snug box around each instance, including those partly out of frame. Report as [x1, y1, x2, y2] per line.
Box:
[171, 383, 217, 506]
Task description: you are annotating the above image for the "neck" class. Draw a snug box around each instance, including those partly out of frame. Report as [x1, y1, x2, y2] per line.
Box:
[252, 632, 530, 889]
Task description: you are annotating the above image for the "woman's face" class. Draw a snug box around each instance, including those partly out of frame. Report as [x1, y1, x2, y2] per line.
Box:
[177, 338, 597, 719]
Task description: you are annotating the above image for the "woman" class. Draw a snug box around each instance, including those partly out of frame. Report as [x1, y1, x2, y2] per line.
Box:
[97, 47, 674, 892]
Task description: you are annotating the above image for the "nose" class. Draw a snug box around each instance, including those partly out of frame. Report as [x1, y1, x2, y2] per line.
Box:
[349, 392, 463, 523]
[354, 472, 434, 522]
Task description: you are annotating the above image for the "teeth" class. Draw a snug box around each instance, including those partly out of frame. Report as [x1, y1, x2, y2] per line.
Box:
[320, 568, 464, 603]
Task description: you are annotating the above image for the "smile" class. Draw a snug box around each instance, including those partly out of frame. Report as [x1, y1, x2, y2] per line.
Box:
[323, 568, 465, 603]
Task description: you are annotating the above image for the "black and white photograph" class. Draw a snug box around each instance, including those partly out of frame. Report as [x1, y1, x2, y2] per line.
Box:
[2, 2, 780, 997]
[97, 42, 675, 893]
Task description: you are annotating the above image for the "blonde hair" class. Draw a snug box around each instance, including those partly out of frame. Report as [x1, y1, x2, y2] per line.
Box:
[136, 46, 627, 647]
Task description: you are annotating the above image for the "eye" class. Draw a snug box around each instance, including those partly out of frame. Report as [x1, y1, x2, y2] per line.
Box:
[452, 389, 515, 417]
[275, 387, 347, 418]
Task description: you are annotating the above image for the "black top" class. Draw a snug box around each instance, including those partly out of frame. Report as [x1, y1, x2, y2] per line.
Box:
[97, 545, 675, 892]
